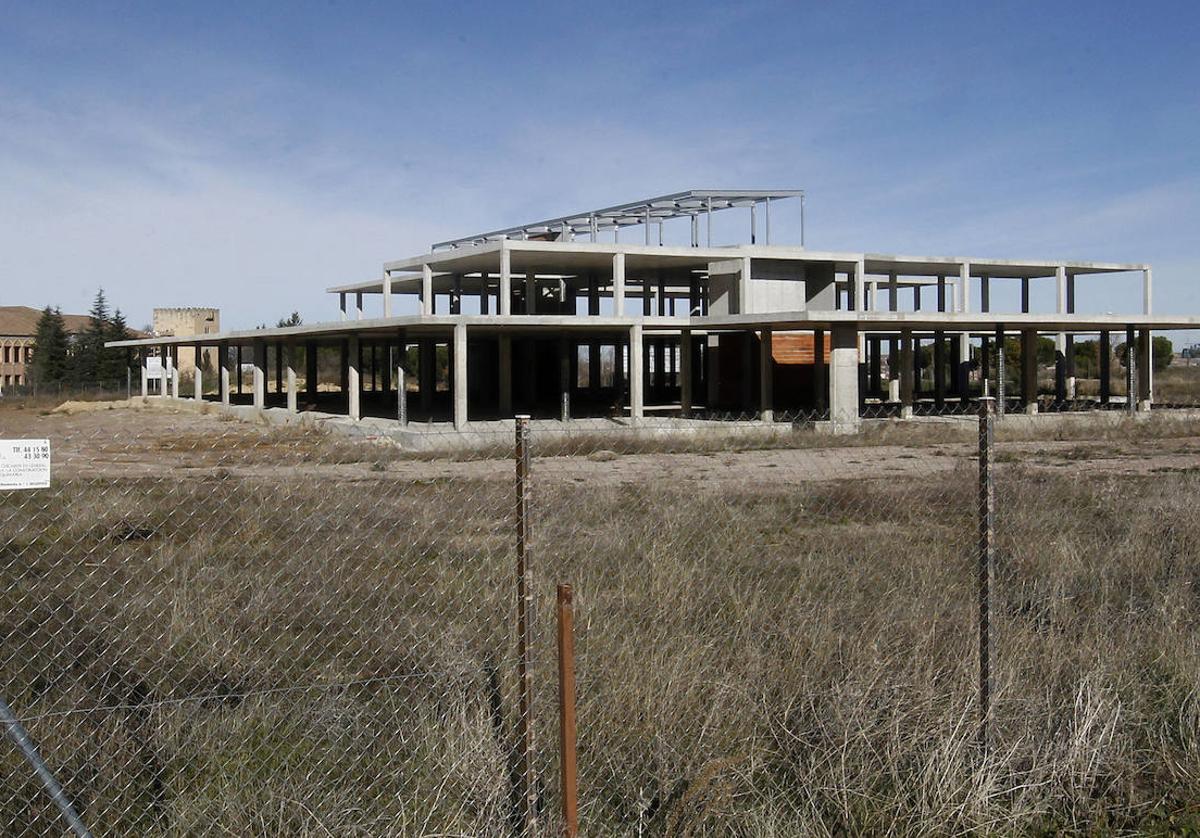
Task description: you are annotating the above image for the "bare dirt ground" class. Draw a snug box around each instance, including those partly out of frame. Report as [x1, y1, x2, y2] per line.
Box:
[4, 401, 1200, 489]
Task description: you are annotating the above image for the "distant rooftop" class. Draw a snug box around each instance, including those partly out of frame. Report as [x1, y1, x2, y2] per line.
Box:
[432, 189, 805, 251]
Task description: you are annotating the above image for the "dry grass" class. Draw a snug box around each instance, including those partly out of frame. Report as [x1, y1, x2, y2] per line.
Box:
[2, 416, 1200, 834]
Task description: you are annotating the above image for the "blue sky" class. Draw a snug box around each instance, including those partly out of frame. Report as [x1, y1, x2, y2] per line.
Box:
[1, 1, 1197, 334]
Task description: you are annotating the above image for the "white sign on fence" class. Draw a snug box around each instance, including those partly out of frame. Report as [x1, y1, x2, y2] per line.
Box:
[146, 356, 165, 380]
[0, 439, 51, 490]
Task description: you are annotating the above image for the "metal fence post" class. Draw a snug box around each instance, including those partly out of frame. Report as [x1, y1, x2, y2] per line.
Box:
[994, 325, 1006, 417]
[0, 696, 93, 838]
[977, 396, 995, 756]
[515, 415, 537, 834]
[557, 584, 579, 838]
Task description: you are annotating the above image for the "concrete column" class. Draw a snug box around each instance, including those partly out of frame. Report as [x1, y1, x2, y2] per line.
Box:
[868, 336, 882, 397]
[347, 335, 361, 420]
[1065, 273, 1076, 399]
[480, 272, 490, 314]
[500, 247, 512, 316]
[629, 323, 644, 420]
[853, 260, 865, 312]
[1143, 268, 1153, 315]
[140, 351, 149, 398]
[1137, 328, 1152, 411]
[355, 292, 364, 321]
[1055, 266, 1067, 401]
[887, 272, 900, 402]
[421, 264, 434, 316]
[1021, 278, 1030, 313]
[1021, 329, 1038, 414]
[498, 335, 512, 418]
[958, 333, 972, 398]
[558, 335, 571, 421]
[706, 334, 720, 409]
[759, 329, 774, 422]
[419, 339, 434, 415]
[252, 339, 266, 410]
[220, 344, 231, 405]
[899, 329, 914, 419]
[453, 324, 467, 429]
[739, 256, 751, 315]
[285, 341, 298, 413]
[162, 350, 173, 398]
[339, 292, 347, 321]
[680, 328, 693, 416]
[829, 325, 860, 433]
[193, 345, 203, 401]
[525, 272, 536, 315]
[959, 262, 970, 313]
[305, 341, 318, 404]
[937, 276, 946, 312]
[612, 252, 626, 316]
[813, 328, 826, 415]
[1099, 330, 1111, 404]
[933, 331, 946, 409]
[1125, 326, 1136, 414]
[383, 272, 393, 317]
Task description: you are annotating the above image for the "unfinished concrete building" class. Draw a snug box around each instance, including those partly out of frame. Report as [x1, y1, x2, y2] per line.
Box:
[110, 190, 1200, 433]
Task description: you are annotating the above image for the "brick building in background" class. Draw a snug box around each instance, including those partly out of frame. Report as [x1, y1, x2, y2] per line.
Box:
[0, 306, 92, 391]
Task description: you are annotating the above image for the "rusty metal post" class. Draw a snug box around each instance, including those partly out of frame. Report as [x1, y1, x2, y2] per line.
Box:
[557, 584, 579, 838]
[515, 415, 537, 834]
[977, 396, 995, 756]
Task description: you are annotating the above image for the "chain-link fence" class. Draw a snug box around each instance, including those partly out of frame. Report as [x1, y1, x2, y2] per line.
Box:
[3, 398, 1200, 835]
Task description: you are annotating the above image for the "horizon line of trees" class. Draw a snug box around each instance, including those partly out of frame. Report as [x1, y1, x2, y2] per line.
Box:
[30, 289, 135, 388]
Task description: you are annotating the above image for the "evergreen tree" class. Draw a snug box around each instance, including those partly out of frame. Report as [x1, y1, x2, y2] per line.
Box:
[30, 306, 70, 385]
[102, 309, 131, 384]
[69, 288, 108, 385]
